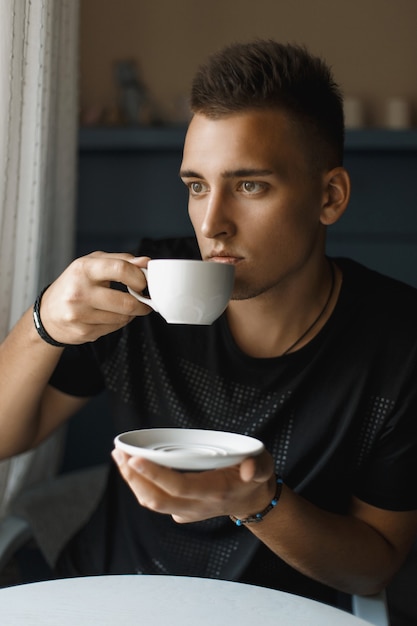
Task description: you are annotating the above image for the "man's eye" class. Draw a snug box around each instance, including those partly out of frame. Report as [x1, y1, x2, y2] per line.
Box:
[240, 181, 264, 193]
[190, 182, 205, 194]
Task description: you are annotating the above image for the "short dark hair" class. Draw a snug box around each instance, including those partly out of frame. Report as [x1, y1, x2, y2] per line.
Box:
[190, 40, 345, 169]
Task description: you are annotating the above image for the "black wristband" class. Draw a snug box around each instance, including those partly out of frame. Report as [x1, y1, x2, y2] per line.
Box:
[33, 285, 68, 348]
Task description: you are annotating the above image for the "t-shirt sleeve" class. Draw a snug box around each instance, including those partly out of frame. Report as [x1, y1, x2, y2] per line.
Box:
[49, 343, 106, 397]
[352, 372, 417, 511]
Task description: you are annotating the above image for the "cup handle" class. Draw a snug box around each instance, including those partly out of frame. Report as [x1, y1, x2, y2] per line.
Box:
[127, 268, 159, 312]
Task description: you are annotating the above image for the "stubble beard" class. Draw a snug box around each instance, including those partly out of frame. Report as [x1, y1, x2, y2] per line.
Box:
[230, 278, 274, 301]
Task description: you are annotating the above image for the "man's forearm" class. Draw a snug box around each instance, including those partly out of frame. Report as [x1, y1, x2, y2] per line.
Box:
[0, 307, 64, 458]
[248, 484, 402, 596]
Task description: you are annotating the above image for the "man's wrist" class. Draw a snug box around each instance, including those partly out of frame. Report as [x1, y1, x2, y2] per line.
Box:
[33, 285, 69, 348]
[230, 475, 283, 526]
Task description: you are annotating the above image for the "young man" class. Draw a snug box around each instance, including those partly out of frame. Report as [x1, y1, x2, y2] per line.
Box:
[1, 40, 417, 607]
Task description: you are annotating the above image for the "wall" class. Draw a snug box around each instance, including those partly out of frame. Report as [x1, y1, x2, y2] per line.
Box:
[79, 0, 417, 127]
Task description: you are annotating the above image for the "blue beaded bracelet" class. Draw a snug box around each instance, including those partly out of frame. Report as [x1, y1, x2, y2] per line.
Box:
[230, 475, 283, 526]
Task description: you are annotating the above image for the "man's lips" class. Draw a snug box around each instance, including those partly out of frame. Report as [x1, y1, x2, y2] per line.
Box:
[207, 253, 243, 264]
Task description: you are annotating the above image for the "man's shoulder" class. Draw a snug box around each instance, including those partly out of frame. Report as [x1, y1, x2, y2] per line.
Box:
[335, 257, 417, 343]
[336, 257, 417, 303]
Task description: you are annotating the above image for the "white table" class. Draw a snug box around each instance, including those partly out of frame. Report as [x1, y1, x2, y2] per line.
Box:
[0, 575, 370, 625]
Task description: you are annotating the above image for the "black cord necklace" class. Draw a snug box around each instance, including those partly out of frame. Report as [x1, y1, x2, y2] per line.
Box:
[281, 259, 335, 356]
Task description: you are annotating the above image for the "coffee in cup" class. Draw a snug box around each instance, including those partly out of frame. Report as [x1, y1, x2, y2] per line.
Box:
[128, 259, 235, 325]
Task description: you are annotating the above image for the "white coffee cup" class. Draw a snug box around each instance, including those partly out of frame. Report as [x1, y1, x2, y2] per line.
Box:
[128, 259, 235, 325]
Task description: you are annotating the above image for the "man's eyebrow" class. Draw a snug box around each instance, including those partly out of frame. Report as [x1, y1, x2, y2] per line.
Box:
[179, 168, 274, 178]
[179, 169, 202, 179]
[223, 168, 274, 178]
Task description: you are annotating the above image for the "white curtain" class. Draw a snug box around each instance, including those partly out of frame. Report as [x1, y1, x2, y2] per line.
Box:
[0, 0, 79, 516]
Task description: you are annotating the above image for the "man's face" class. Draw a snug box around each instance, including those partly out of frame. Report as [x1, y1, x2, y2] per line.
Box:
[180, 109, 328, 301]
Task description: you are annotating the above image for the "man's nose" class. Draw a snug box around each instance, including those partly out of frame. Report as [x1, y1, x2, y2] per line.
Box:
[200, 189, 235, 239]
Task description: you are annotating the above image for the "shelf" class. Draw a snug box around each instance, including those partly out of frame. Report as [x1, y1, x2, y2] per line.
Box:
[79, 126, 417, 153]
[79, 126, 187, 151]
[344, 129, 417, 151]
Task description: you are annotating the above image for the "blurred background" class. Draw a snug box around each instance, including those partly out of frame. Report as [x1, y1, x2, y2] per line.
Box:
[79, 0, 417, 128]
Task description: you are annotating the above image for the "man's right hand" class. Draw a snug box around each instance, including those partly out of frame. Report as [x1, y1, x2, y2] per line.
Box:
[38, 252, 153, 345]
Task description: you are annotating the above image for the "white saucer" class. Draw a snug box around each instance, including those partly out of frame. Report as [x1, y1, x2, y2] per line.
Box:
[114, 428, 264, 470]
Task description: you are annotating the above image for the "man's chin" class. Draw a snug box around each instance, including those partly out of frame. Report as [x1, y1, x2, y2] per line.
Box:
[231, 286, 261, 301]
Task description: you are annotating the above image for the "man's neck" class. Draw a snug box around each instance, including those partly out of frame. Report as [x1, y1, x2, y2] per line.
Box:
[226, 261, 341, 359]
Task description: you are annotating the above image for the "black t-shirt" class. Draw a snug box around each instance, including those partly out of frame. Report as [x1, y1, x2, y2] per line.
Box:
[50, 238, 417, 604]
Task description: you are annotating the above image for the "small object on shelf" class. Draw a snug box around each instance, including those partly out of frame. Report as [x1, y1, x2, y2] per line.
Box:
[344, 97, 366, 129]
[115, 59, 152, 126]
[385, 97, 412, 129]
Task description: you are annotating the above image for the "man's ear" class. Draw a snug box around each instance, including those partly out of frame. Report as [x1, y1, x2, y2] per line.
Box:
[320, 167, 350, 226]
